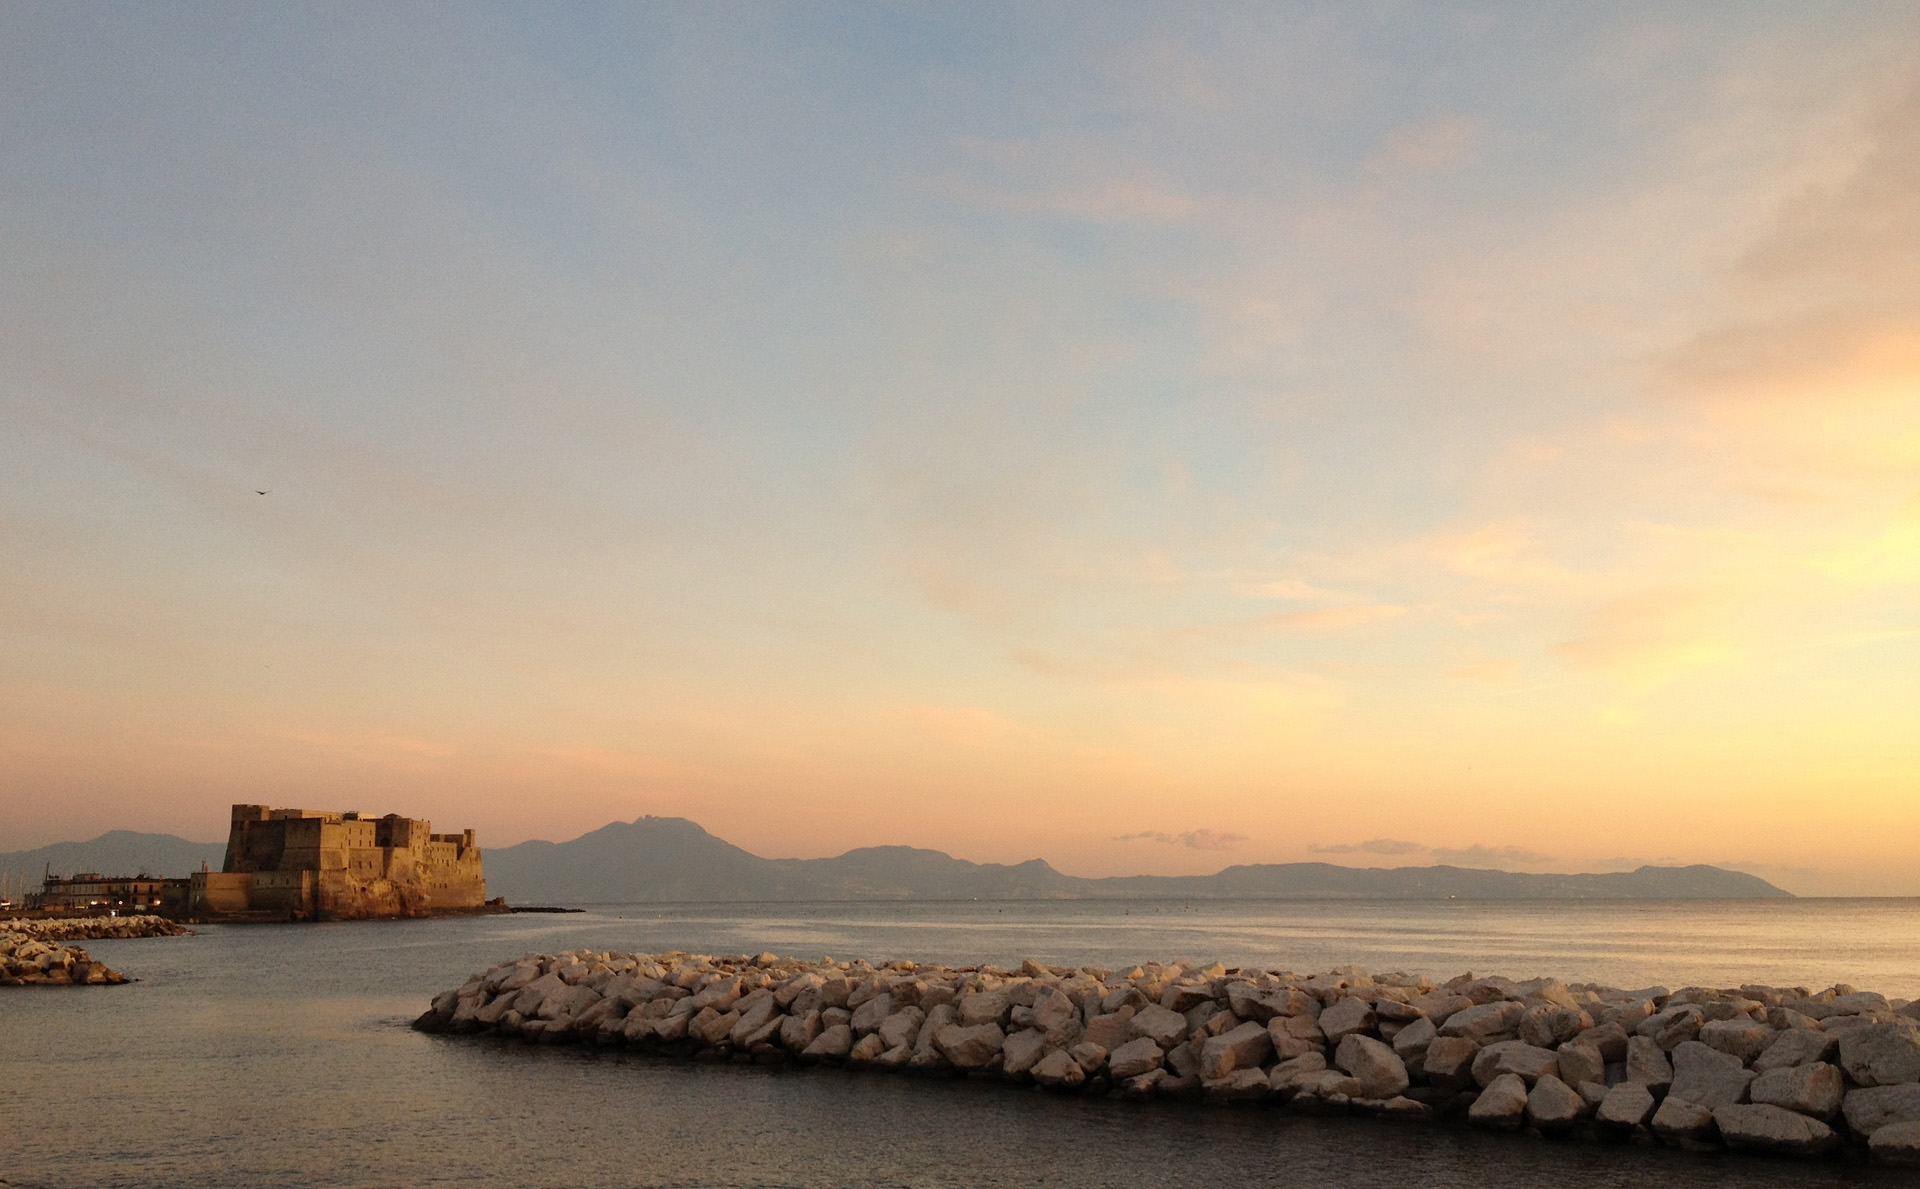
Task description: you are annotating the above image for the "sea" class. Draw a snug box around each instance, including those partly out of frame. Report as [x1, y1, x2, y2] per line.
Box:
[5, 897, 1919, 1188]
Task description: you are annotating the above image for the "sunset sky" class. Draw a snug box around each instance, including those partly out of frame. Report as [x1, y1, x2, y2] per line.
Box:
[3, 3, 1916, 894]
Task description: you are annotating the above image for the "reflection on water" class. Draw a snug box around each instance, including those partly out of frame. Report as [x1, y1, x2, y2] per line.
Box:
[3, 899, 1916, 1188]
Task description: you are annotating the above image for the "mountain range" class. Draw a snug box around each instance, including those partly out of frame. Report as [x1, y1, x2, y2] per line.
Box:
[4, 817, 1793, 903]
[485, 816, 1791, 902]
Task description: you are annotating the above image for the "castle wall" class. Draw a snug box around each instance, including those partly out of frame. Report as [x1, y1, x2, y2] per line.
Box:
[200, 804, 490, 919]
[190, 872, 253, 915]
[247, 869, 315, 914]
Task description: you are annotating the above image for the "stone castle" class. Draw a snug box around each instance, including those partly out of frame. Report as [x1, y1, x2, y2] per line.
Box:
[189, 804, 494, 920]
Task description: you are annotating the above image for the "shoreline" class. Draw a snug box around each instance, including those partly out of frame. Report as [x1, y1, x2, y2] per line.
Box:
[169, 902, 514, 925]
[414, 948, 1920, 1166]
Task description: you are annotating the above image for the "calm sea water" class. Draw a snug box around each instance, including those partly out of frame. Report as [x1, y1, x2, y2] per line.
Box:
[4, 898, 1918, 1189]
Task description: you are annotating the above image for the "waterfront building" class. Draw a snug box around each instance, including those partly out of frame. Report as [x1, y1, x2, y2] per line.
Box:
[29, 874, 192, 914]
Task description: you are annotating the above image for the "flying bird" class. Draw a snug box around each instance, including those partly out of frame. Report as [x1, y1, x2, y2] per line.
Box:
[255, 490, 269, 495]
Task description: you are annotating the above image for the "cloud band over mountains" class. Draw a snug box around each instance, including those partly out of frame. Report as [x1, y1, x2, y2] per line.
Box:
[1113, 829, 1248, 851]
[1309, 839, 1554, 866]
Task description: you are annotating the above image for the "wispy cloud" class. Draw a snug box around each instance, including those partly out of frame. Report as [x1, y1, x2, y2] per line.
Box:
[1658, 82, 1920, 408]
[939, 180, 1207, 224]
[1261, 605, 1409, 634]
[1420, 523, 1576, 588]
[1444, 657, 1519, 682]
[1554, 586, 1736, 685]
[1647, 80, 1920, 494]
[1373, 113, 1478, 170]
[1251, 578, 1355, 602]
[1115, 829, 1248, 850]
[1309, 838, 1426, 856]
[1310, 839, 1554, 867]
[930, 114, 1216, 227]
[1429, 844, 1554, 867]
[883, 704, 1040, 748]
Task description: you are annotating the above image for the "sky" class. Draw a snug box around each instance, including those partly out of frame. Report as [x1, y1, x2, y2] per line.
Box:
[2, 2, 1916, 894]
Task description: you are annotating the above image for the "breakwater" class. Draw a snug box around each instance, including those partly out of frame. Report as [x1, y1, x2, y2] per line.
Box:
[415, 948, 1920, 1166]
[1, 935, 126, 986]
[3, 914, 189, 942]
[1, 916, 184, 986]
